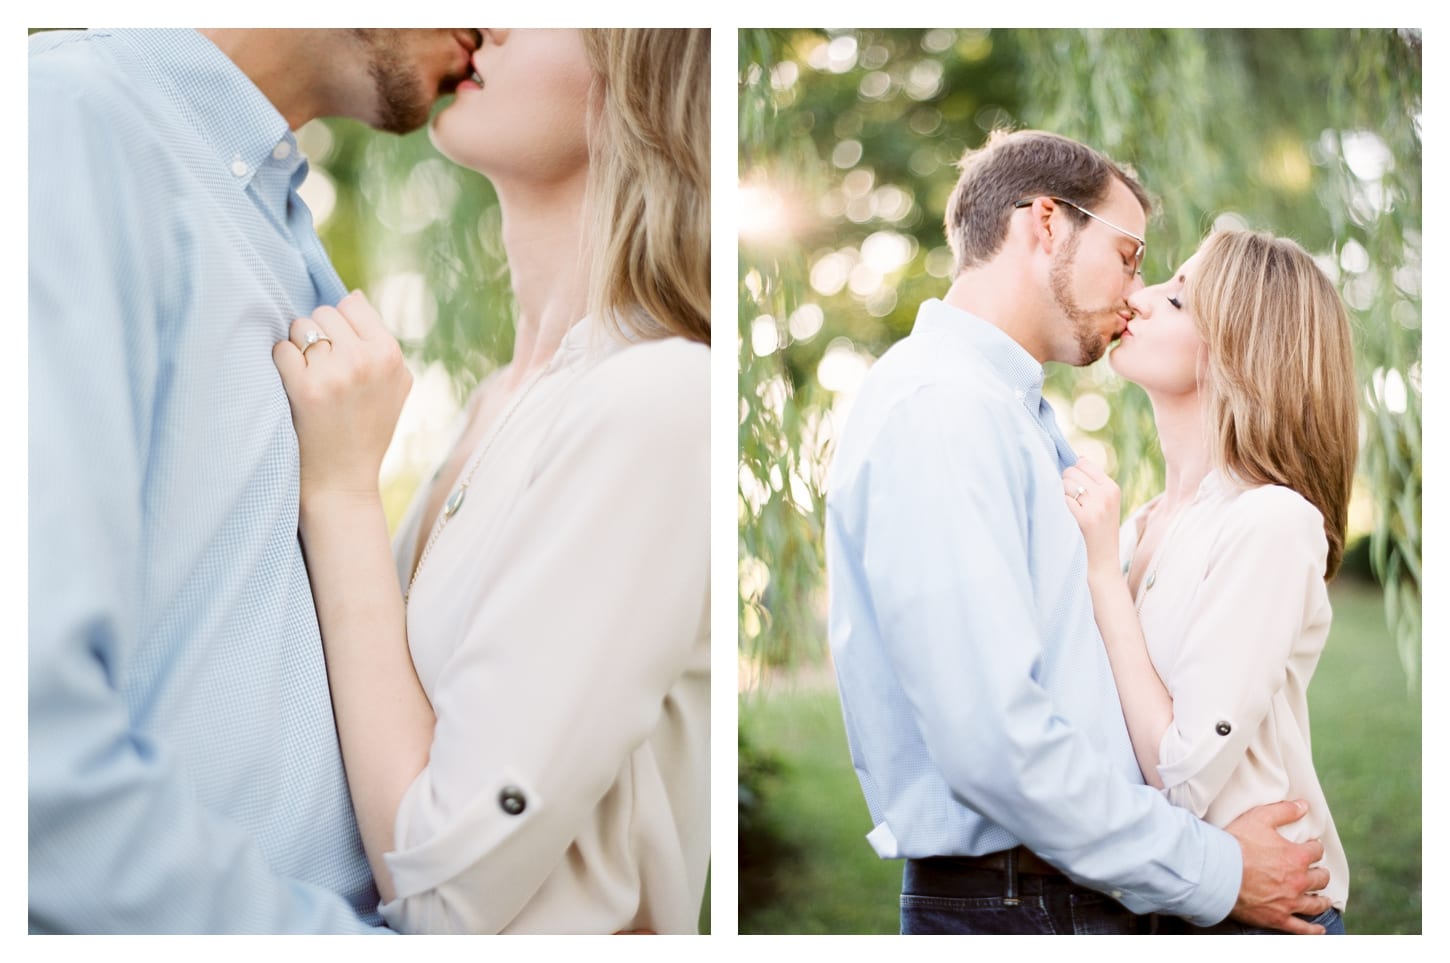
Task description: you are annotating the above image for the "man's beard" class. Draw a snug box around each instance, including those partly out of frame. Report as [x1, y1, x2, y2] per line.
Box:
[1048, 229, 1111, 366]
[362, 35, 434, 135]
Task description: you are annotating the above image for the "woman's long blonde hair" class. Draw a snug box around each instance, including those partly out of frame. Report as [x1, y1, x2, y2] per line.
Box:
[580, 29, 709, 345]
[1187, 230, 1359, 578]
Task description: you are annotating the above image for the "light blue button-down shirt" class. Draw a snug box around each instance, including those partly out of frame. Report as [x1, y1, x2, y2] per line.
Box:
[29, 29, 379, 932]
[825, 298, 1241, 925]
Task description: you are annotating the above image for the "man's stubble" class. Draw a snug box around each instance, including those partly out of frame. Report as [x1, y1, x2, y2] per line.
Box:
[1048, 226, 1112, 367]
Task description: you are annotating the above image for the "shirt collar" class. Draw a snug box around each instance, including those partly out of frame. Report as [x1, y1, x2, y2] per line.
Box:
[913, 298, 1078, 469]
[114, 29, 293, 191]
[911, 298, 1047, 405]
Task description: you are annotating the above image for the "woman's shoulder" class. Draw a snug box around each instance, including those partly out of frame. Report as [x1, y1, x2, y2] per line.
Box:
[573, 335, 708, 429]
[1212, 477, 1327, 558]
[1221, 478, 1322, 525]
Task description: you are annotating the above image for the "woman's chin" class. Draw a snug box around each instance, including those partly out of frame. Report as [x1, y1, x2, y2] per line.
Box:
[1106, 348, 1133, 381]
[428, 107, 483, 170]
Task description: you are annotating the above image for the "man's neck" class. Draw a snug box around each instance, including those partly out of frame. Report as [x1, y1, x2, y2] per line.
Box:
[943, 266, 1052, 363]
[199, 29, 341, 130]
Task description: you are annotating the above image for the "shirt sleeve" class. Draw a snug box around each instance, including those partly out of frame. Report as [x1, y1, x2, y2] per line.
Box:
[27, 70, 376, 934]
[379, 343, 709, 934]
[859, 385, 1239, 925]
[1155, 488, 1329, 814]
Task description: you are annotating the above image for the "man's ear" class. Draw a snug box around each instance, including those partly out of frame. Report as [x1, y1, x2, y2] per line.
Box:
[1025, 196, 1062, 256]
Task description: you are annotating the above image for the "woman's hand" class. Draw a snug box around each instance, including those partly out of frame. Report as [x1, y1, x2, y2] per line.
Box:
[273, 291, 412, 498]
[1063, 457, 1122, 581]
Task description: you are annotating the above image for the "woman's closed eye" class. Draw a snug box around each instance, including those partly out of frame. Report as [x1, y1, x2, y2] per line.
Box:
[1167, 294, 1183, 309]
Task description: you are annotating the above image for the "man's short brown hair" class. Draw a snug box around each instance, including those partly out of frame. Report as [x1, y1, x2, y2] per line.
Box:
[944, 129, 1151, 276]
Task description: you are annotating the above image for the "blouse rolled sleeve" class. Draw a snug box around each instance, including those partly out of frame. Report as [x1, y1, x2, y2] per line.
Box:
[379, 342, 709, 934]
[1155, 488, 1329, 815]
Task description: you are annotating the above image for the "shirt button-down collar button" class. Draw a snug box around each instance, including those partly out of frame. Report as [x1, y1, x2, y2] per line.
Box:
[230, 157, 248, 177]
[499, 786, 527, 815]
[1215, 721, 1232, 736]
[273, 141, 292, 160]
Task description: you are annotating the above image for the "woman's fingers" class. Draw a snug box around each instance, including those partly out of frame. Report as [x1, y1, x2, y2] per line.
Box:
[336, 290, 388, 340]
[272, 338, 307, 389]
[1075, 457, 1111, 484]
[288, 313, 340, 364]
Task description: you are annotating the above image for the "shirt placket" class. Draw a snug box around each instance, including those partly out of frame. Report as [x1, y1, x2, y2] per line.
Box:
[245, 135, 347, 307]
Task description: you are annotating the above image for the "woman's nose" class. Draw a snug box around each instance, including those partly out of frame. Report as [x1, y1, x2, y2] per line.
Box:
[1126, 285, 1152, 318]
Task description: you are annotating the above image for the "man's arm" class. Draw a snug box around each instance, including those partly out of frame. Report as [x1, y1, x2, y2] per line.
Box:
[859, 386, 1240, 924]
[27, 67, 375, 934]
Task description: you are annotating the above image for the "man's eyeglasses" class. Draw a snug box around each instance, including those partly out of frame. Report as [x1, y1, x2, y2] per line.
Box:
[1013, 196, 1145, 278]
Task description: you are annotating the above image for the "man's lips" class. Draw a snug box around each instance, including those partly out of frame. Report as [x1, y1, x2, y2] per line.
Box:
[441, 29, 481, 93]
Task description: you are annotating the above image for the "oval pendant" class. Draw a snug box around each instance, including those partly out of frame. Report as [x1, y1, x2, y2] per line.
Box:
[443, 486, 467, 520]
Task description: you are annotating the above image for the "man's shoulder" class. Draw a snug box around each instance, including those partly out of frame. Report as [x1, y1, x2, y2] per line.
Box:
[832, 334, 1023, 483]
[865, 334, 1020, 422]
[31, 31, 170, 134]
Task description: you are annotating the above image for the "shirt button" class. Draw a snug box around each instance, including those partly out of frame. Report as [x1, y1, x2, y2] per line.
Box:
[230, 157, 248, 177]
[1215, 721, 1232, 736]
[499, 786, 527, 816]
[443, 487, 467, 519]
[1111, 890, 1123, 899]
[273, 141, 292, 160]
[1014, 389, 1025, 401]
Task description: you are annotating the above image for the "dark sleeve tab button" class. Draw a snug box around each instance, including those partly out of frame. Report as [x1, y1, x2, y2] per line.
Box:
[499, 786, 527, 815]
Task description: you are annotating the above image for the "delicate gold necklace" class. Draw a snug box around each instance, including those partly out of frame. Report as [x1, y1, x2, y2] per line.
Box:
[1128, 498, 1194, 615]
[403, 360, 558, 606]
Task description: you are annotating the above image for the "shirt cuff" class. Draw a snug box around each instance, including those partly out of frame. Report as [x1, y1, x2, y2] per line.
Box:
[1176, 823, 1242, 927]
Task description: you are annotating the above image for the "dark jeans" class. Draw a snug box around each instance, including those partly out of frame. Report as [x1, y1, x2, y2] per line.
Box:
[900, 856, 1150, 935]
[1156, 906, 1346, 935]
[901, 856, 1346, 935]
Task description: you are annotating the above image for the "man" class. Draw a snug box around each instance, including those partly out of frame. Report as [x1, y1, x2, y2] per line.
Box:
[28, 28, 479, 933]
[825, 129, 1332, 935]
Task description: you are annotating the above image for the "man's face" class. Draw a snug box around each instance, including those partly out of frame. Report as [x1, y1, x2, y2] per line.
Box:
[353, 29, 481, 134]
[1044, 180, 1146, 366]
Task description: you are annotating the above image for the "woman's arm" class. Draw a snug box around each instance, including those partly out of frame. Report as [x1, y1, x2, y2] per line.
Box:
[1063, 459, 1173, 788]
[274, 292, 430, 903]
[376, 341, 709, 934]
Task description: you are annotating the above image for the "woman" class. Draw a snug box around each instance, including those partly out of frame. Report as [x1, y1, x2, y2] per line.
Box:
[1063, 230, 1357, 935]
[271, 29, 709, 933]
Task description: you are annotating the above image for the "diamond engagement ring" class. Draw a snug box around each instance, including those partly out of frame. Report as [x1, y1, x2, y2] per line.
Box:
[301, 329, 333, 356]
[1073, 485, 1086, 505]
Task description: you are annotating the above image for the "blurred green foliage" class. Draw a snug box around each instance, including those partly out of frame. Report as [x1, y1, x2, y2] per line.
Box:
[740, 581, 1420, 934]
[308, 115, 517, 395]
[738, 28, 1422, 684]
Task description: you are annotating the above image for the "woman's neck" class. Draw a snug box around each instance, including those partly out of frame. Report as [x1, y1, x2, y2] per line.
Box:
[494, 172, 592, 390]
[1148, 388, 1213, 511]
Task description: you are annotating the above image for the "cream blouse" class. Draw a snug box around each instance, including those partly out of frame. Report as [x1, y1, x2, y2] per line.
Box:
[1119, 470, 1348, 911]
[377, 319, 710, 934]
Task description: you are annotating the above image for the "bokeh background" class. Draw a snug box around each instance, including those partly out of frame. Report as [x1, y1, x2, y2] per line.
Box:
[737, 28, 1421, 934]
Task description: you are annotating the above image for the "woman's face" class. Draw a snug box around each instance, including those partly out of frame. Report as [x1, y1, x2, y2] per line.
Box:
[1110, 249, 1210, 396]
[429, 29, 595, 184]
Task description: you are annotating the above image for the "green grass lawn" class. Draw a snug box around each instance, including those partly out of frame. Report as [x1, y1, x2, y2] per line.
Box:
[738, 578, 1420, 934]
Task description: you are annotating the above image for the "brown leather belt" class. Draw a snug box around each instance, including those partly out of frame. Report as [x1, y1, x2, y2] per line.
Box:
[931, 846, 1064, 877]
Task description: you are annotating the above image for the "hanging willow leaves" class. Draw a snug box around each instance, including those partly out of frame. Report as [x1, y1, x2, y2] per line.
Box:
[737, 28, 1422, 688]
